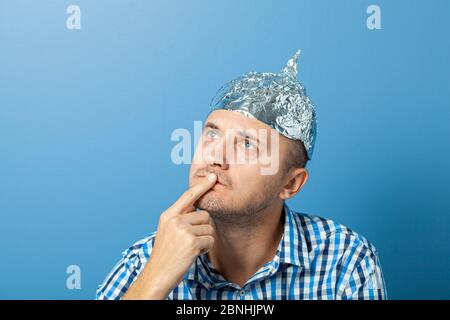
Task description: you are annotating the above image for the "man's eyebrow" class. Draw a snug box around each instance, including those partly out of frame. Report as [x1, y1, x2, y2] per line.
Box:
[236, 129, 260, 143]
[204, 122, 219, 130]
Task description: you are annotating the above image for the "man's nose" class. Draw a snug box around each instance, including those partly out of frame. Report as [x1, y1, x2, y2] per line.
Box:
[203, 138, 230, 170]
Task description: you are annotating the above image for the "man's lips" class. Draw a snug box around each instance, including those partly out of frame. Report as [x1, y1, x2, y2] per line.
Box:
[197, 174, 229, 187]
[212, 180, 226, 188]
[210, 179, 227, 188]
[214, 179, 226, 186]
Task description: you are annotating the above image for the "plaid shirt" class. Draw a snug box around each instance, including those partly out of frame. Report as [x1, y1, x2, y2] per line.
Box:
[96, 203, 387, 300]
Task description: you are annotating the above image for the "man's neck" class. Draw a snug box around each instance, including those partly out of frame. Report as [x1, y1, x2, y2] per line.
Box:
[207, 201, 285, 288]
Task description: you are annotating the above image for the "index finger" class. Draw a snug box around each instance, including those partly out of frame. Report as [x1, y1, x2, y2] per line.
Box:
[170, 173, 217, 214]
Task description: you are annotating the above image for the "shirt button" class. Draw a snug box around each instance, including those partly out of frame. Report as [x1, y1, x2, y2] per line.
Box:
[239, 290, 245, 297]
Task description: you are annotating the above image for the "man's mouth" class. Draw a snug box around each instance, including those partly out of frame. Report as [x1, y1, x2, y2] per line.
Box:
[196, 172, 229, 188]
[212, 181, 226, 189]
[215, 179, 226, 186]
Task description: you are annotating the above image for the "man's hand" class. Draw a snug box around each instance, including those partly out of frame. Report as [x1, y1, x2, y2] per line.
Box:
[122, 173, 217, 300]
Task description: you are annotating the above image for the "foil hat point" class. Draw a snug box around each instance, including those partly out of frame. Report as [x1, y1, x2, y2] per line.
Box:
[281, 49, 301, 78]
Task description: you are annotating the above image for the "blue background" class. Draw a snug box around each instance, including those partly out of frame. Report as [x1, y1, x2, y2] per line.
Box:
[1, 0, 449, 299]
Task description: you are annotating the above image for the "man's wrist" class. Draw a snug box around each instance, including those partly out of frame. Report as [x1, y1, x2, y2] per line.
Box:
[121, 263, 171, 300]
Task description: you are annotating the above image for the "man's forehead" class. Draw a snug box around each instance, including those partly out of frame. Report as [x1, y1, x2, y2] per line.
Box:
[205, 109, 273, 132]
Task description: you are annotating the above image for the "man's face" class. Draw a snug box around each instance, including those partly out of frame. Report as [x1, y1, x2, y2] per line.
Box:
[189, 110, 293, 222]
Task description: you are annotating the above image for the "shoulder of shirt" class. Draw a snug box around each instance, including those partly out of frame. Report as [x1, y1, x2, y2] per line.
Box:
[289, 208, 379, 257]
[120, 231, 157, 260]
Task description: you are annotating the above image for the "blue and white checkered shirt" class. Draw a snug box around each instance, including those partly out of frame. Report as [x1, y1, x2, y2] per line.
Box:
[96, 203, 387, 300]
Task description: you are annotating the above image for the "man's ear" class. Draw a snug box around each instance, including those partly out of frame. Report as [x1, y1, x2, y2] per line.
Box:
[279, 168, 309, 200]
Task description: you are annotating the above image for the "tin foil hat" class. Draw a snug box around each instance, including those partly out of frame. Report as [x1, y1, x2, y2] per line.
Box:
[208, 49, 317, 160]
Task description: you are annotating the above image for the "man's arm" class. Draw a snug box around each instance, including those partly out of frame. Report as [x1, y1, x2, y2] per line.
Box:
[96, 173, 218, 300]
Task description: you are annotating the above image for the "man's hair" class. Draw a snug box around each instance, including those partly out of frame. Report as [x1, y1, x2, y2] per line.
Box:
[284, 139, 308, 172]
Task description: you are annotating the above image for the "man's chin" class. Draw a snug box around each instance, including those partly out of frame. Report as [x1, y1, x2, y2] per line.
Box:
[195, 193, 225, 213]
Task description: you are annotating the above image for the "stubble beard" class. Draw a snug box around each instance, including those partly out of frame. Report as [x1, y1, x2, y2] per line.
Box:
[195, 183, 280, 229]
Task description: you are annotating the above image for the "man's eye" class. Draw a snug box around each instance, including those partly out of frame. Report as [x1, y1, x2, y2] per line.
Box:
[205, 129, 218, 139]
[240, 138, 256, 150]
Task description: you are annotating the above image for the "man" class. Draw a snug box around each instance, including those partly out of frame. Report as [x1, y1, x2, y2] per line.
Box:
[96, 50, 387, 300]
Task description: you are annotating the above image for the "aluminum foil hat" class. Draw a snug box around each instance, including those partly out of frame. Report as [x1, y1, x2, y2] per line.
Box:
[208, 49, 317, 160]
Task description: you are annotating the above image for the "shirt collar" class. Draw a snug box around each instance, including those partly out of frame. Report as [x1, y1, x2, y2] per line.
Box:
[277, 202, 310, 269]
[183, 202, 310, 287]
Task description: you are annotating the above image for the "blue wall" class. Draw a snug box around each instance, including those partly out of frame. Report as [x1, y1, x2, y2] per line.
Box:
[0, 0, 449, 299]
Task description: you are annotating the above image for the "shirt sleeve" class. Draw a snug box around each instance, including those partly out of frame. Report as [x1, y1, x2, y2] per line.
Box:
[336, 241, 387, 300]
[95, 235, 154, 300]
